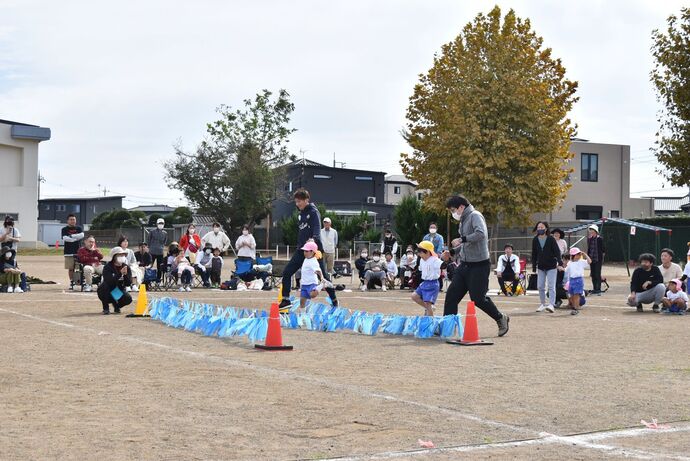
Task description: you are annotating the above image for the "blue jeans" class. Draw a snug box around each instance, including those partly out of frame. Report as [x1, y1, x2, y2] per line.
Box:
[538, 268, 557, 305]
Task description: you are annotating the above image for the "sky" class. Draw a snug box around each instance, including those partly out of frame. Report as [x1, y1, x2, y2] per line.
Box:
[1, 0, 688, 208]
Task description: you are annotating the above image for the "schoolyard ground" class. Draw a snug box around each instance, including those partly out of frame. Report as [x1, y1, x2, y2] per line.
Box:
[1, 256, 688, 460]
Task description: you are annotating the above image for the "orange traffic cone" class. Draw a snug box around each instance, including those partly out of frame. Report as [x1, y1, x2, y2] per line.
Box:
[447, 301, 493, 346]
[255, 302, 293, 351]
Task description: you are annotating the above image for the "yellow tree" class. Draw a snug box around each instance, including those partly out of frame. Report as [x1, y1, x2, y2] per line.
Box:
[401, 6, 578, 229]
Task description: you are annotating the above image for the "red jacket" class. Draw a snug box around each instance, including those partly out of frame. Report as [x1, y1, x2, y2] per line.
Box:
[180, 234, 201, 253]
[77, 247, 103, 266]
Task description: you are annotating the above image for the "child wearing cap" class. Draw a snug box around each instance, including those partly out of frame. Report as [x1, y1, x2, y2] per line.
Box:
[411, 241, 442, 316]
[662, 279, 688, 314]
[298, 241, 330, 309]
[564, 247, 591, 315]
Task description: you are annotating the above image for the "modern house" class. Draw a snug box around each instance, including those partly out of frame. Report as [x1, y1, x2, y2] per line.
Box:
[0, 118, 51, 248]
[128, 204, 177, 218]
[647, 194, 690, 216]
[384, 175, 418, 205]
[39, 196, 125, 228]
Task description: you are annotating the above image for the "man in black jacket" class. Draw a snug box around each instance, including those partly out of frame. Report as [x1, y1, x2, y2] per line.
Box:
[627, 253, 665, 313]
[278, 189, 337, 312]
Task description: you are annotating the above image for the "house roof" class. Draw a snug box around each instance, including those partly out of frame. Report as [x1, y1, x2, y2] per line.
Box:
[39, 196, 125, 202]
[128, 204, 176, 212]
[647, 195, 690, 212]
[385, 174, 417, 186]
[0, 118, 38, 127]
[284, 158, 328, 167]
[281, 157, 386, 175]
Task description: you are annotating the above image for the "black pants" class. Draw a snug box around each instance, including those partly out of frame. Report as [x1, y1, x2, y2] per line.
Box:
[443, 260, 502, 321]
[152, 254, 165, 282]
[590, 260, 602, 292]
[497, 270, 518, 295]
[98, 290, 132, 311]
[281, 251, 336, 302]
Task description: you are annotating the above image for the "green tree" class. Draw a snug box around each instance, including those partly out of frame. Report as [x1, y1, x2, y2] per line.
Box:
[401, 6, 578, 229]
[165, 89, 296, 232]
[651, 8, 690, 186]
[277, 204, 344, 246]
[90, 209, 137, 230]
[147, 213, 164, 226]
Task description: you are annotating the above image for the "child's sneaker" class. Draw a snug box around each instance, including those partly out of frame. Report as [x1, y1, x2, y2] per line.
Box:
[6, 286, 13, 293]
[126, 286, 132, 292]
[381, 285, 387, 292]
[178, 286, 185, 292]
[132, 285, 139, 292]
[570, 309, 579, 315]
[322, 279, 334, 289]
[360, 285, 367, 292]
[185, 286, 192, 292]
[14, 287, 23, 293]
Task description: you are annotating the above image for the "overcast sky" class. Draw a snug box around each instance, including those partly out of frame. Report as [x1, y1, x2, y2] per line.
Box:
[1, 0, 688, 208]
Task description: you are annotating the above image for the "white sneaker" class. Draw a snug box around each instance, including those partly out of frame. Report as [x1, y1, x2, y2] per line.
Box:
[132, 285, 139, 292]
[178, 287, 185, 292]
[85, 285, 92, 292]
[6, 286, 14, 293]
[185, 286, 192, 292]
[360, 285, 367, 292]
[126, 286, 132, 292]
[381, 285, 387, 292]
[536, 304, 546, 312]
[322, 279, 334, 289]
[14, 287, 23, 293]
[315, 284, 324, 292]
[546, 305, 555, 313]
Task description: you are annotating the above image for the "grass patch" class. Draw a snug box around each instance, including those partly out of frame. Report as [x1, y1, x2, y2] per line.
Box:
[17, 248, 64, 256]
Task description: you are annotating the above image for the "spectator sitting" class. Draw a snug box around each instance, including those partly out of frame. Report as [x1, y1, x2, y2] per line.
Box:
[399, 246, 417, 289]
[179, 224, 201, 263]
[202, 222, 231, 254]
[659, 248, 683, 284]
[77, 236, 104, 292]
[194, 242, 214, 287]
[422, 222, 445, 255]
[234, 224, 256, 262]
[97, 247, 133, 315]
[361, 250, 387, 292]
[171, 250, 194, 292]
[1, 246, 23, 293]
[117, 236, 141, 292]
[627, 253, 665, 313]
[384, 252, 398, 288]
[135, 242, 154, 288]
[354, 249, 369, 283]
[662, 279, 688, 314]
[496, 244, 520, 296]
[0, 215, 21, 251]
[210, 247, 224, 288]
[440, 248, 457, 285]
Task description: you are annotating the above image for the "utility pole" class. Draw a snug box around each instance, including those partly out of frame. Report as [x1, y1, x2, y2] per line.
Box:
[38, 171, 45, 200]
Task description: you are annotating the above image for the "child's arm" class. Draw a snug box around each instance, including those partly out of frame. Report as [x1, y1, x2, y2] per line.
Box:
[315, 269, 323, 283]
[584, 253, 592, 265]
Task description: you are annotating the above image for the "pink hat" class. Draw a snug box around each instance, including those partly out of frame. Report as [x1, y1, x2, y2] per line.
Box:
[569, 247, 581, 256]
[671, 279, 682, 287]
[301, 241, 318, 252]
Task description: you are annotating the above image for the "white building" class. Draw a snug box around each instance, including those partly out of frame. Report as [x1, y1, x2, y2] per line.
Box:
[0, 119, 51, 248]
[384, 175, 418, 205]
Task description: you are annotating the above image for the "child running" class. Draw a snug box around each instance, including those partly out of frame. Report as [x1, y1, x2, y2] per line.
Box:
[411, 241, 442, 316]
[564, 247, 591, 315]
[662, 279, 688, 314]
[298, 241, 330, 310]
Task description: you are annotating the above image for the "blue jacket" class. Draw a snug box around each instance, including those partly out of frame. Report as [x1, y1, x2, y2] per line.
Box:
[297, 203, 323, 250]
[423, 233, 445, 254]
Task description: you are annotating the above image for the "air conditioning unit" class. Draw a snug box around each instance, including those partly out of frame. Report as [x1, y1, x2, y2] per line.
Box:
[366, 196, 376, 204]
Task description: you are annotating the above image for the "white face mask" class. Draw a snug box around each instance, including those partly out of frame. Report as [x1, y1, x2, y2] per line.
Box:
[372, 256, 380, 262]
[452, 211, 461, 221]
[205, 249, 212, 254]
[157, 224, 164, 229]
[361, 253, 368, 258]
[5, 252, 11, 258]
[116, 256, 126, 264]
[242, 230, 249, 236]
[429, 228, 437, 234]
[213, 227, 220, 234]
[407, 252, 413, 257]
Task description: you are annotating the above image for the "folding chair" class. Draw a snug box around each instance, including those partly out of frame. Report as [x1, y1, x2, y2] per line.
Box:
[74, 263, 102, 292]
[255, 255, 274, 288]
[333, 260, 353, 285]
[233, 259, 255, 282]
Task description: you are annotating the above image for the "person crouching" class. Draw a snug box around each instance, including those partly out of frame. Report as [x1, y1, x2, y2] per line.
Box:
[97, 247, 133, 315]
[411, 241, 442, 316]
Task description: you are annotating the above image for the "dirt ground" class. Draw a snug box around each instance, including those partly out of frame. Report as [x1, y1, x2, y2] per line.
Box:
[1, 256, 689, 460]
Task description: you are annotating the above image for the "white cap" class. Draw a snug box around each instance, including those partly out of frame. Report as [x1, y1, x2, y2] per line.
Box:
[588, 224, 599, 233]
[156, 218, 165, 224]
[323, 217, 331, 223]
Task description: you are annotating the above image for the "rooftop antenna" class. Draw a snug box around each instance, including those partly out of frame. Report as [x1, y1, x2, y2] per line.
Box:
[333, 152, 346, 169]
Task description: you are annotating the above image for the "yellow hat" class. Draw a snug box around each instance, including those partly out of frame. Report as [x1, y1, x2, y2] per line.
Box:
[417, 240, 436, 256]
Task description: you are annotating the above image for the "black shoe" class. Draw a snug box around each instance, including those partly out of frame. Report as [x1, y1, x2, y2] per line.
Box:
[636, 303, 643, 312]
[113, 307, 121, 314]
[331, 299, 338, 307]
[497, 314, 510, 337]
[278, 299, 291, 314]
[102, 309, 110, 315]
[554, 299, 563, 308]
[652, 304, 660, 313]
[570, 309, 579, 315]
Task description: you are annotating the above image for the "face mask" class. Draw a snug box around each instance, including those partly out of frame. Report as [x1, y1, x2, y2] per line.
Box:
[157, 224, 164, 229]
[205, 249, 212, 254]
[5, 252, 11, 258]
[407, 252, 413, 257]
[189, 229, 195, 235]
[385, 234, 391, 238]
[242, 230, 249, 236]
[372, 256, 380, 262]
[537, 229, 546, 235]
[213, 228, 220, 234]
[452, 211, 461, 221]
[116, 256, 126, 264]
[429, 228, 437, 234]
[361, 253, 368, 258]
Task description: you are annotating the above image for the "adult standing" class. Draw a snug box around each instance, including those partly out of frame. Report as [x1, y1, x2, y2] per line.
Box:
[148, 218, 168, 284]
[658, 248, 683, 283]
[443, 195, 509, 337]
[531, 221, 560, 312]
[380, 229, 398, 260]
[202, 222, 231, 253]
[179, 224, 201, 263]
[61, 214, 85, 288]
[320, 217, 338, 275]
[0, 216, 21, 251]
[234, 224, 256, 262]
[278, 189, 337, 311]
[97, 247, 133, 315]
[551, 228, 568, 257]
[587, 224, 605, 295]
[422, 222, 445, 255]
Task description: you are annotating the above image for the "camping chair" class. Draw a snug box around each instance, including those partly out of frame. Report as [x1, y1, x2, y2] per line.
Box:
[255, 255, 275, 288]
[233, 259, 255, 283]
[332, 260, 353, 285]
[74, 263, 103, 292]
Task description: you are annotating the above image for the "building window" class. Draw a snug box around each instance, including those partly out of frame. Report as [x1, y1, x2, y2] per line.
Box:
[313, 174, 332, 179]
[609, 210, 620, 218]
[56, 204, 66, 212]
[581, 153, 598, 182]
[394, 186, 401, 194]
[71, 204, 80, 213]
[575, 205, 603, 220]
[417, 192, 424, 200]
[355, 176, 373, 181]
[44, 204, 50, 210]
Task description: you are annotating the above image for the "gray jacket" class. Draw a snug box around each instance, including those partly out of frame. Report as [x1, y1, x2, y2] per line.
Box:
[453, 205, 490, 263]
[148, 228, 168, 255]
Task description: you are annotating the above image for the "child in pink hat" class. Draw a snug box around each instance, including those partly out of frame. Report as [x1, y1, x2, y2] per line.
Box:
[662, 279, 687, 314]
[564, 247, 592, 315]
[298, 241, 331, 310]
